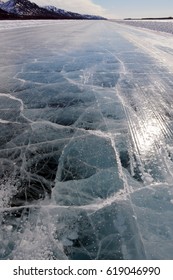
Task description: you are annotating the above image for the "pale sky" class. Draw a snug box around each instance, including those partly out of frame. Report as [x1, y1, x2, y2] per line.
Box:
[3, 0, 173, 19]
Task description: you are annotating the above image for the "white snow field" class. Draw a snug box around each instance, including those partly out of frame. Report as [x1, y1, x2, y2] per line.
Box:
[1, 20, 173, 260]
[117, 19, 173, 34]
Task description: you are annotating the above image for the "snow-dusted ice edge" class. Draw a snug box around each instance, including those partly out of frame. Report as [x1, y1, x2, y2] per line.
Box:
[116, 20, 173, 35]
[0, 20, 71, 30]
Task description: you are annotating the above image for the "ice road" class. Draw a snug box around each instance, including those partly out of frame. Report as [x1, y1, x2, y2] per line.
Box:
[1, 20, 173, 260]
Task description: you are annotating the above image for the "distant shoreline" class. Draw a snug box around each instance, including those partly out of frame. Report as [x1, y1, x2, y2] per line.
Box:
[124, 17, 173, 20]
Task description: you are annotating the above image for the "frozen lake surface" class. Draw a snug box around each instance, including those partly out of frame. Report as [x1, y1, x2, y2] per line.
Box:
[1, 20, 173, 260]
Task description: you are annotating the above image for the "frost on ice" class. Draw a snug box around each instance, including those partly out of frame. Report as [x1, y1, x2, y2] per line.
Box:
[1, 20, 173, 259]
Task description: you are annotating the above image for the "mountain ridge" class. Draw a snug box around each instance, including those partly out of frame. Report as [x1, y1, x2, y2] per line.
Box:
[0, 0, 106, 20]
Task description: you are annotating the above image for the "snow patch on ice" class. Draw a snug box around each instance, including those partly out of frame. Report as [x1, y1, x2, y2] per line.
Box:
[0, 20, 69, 31]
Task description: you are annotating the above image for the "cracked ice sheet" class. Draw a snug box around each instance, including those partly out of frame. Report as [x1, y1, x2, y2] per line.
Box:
[1, 20, 173, 260]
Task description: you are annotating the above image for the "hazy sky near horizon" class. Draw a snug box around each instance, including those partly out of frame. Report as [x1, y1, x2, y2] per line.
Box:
[3, 0, 173, 18]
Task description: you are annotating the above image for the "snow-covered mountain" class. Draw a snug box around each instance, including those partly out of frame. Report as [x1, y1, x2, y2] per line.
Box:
[0, 6, 18, 19]
[0, 0, 58, 17]
[0, 1, 19, 19]
[44, 5, 69, 16]
[44, 5, 105, 20]
[44, 5, 82, 19]
[0, 0, 106, 20]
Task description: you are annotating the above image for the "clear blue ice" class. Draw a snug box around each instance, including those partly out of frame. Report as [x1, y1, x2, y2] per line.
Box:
[1, 20, 173, 259]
